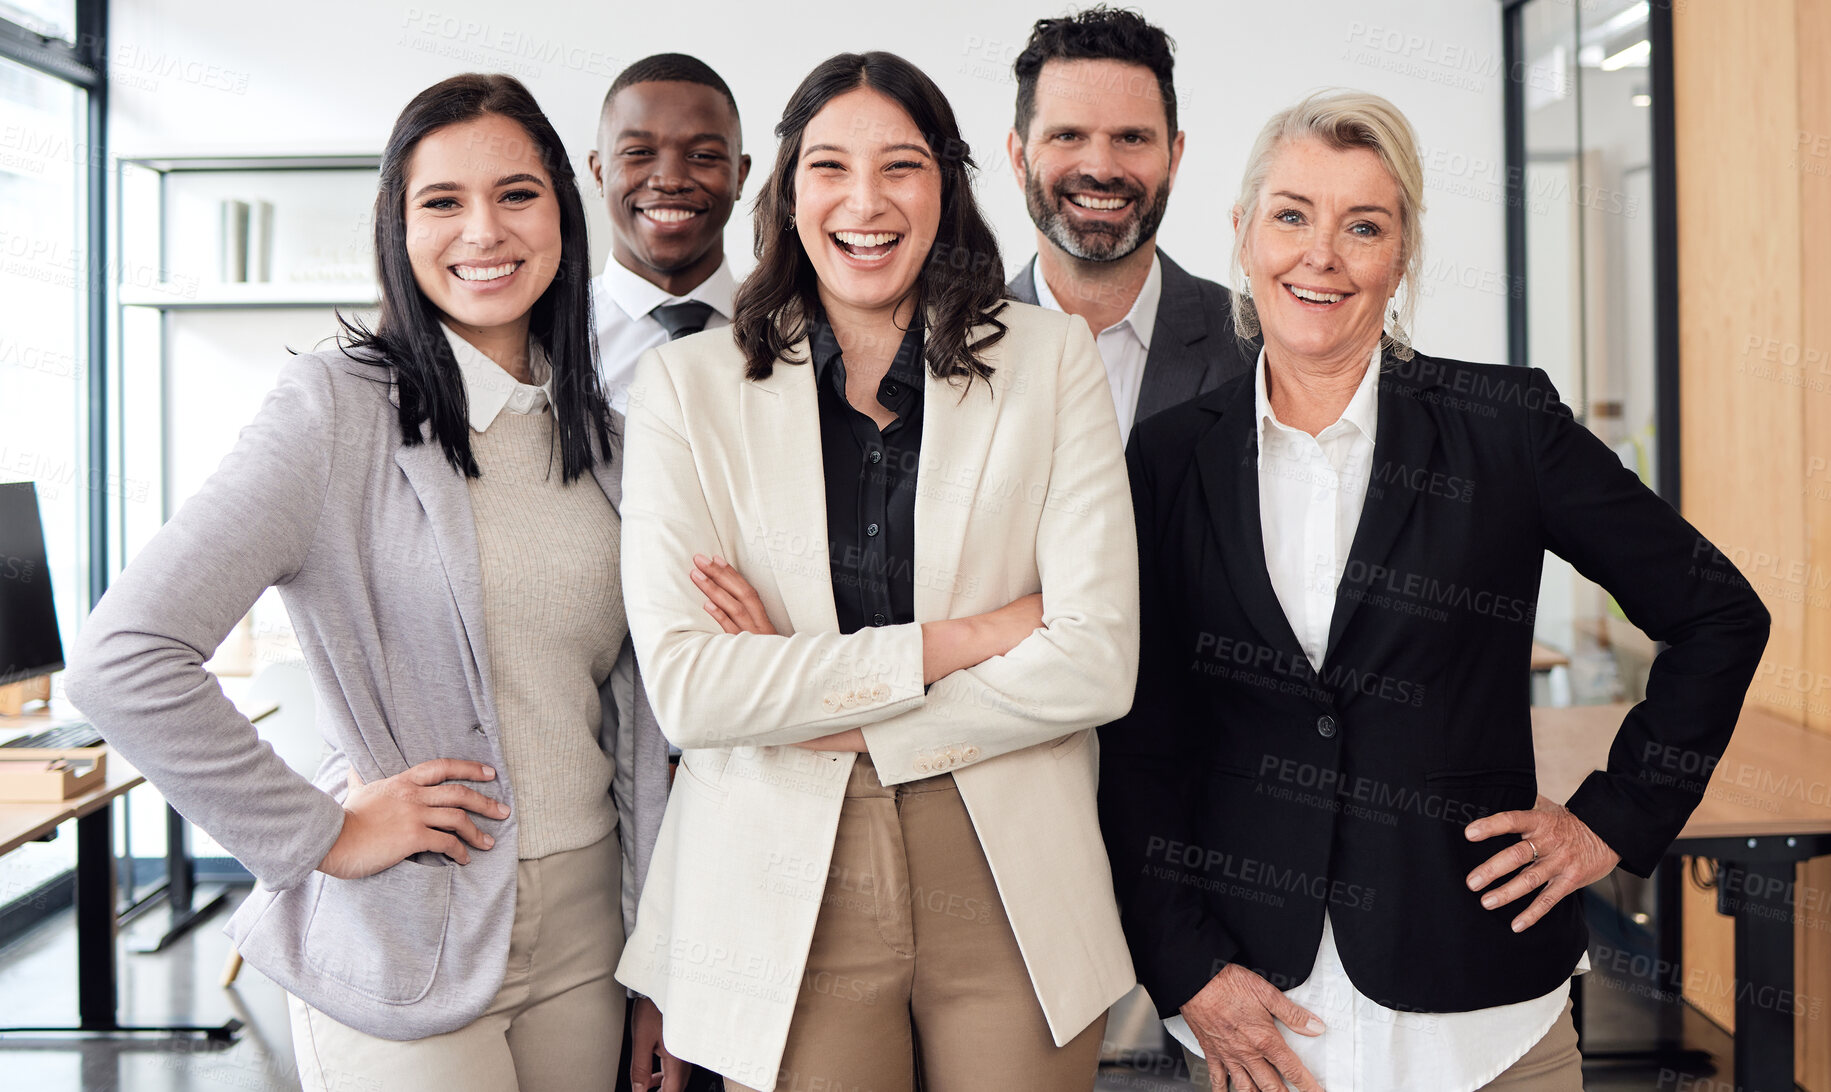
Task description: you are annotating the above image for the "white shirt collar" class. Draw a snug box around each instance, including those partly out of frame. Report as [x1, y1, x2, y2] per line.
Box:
[1030, 250, 1162, 349]
[440, 321, 553, 433]
[597, 253, 736, 325]
[1254, 345, 1382, 447]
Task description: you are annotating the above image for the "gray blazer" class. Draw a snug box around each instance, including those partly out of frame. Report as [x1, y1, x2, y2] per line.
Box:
[65, 348, 671, 1040]
[1008, 249, 1258, 427]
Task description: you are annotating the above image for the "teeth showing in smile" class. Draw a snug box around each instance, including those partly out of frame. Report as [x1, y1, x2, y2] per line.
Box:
[642, 208, 699, 223]
[834, 231, 900, 247]
[1067, 194, 1128, 210]
[832, 231, 901, 261]
[1287, 284, 1346, 304]
[454, 262, 519, 282]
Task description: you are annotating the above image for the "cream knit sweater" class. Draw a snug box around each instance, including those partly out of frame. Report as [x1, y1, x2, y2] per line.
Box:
[467, 406, 625, 859]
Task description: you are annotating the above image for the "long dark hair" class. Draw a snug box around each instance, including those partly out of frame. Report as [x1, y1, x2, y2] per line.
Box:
[732, 52, 1008, 384]
[337, 73, 612, 483]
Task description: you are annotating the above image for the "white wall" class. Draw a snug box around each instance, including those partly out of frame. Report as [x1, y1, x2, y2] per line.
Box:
[106, 0, 1512, 364]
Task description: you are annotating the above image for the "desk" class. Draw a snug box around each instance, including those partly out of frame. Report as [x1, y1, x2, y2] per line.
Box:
[2, 699, 276, 955]
[1535, 702, 1831, 1092]
[0, 750, 239, 1041]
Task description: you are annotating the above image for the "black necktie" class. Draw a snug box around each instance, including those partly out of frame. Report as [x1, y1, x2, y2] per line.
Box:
[652, 301, 716, 340]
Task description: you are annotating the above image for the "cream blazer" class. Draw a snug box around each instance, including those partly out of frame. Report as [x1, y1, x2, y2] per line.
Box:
[614, 301, 1139, 1089]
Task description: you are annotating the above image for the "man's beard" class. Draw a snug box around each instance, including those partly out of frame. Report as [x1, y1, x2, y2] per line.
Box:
[1024, 167, 1170, 262]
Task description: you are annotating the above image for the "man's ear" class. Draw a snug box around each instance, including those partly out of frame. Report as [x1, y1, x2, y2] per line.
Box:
[1006, 128, 1029, 191]
[1167, 129, 1186, 191]
[736, 152, 752, 196]
[587, 148, 605, 192]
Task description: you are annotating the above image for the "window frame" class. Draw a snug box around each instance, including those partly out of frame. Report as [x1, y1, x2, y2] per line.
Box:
[0, 0, 110, 937]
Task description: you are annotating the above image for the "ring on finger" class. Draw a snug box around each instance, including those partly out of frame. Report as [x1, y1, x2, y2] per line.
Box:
[1524, 836, 1540, 862]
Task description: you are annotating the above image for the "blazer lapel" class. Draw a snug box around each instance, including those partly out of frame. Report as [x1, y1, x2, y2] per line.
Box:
[911, 320, 1001, 622]
[1007, 259, 1040, 305]
[738, 340, 843, 637]
[392, 432, 497, 724]
[1194, 379, 1309, 670]
[1137, 253, 1215, 423]
[1322, 356, 1440, 663]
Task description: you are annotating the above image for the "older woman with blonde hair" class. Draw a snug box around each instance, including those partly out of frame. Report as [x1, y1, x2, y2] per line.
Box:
[1099, 89, 1768, 1092]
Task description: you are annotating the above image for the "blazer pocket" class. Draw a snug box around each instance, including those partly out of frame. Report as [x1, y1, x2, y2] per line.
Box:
[301, 859, 454, 1005]
[1423, 767, 1537, 790]
[1208, 764, 1258, 781]
[1423, 767, 1538, 820]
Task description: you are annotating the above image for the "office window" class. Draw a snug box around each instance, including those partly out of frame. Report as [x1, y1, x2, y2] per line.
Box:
[1506, 0, 1675, 709]
[0, 49, 88, 923]
[0, 54, 88, 669]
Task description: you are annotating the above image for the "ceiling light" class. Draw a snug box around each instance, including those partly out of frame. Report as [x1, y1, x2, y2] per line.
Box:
[1582, 1, 1651, 45]
[1601, 39, 1652, 71]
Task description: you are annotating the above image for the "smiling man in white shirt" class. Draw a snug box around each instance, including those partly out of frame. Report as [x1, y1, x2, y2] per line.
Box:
[587, 54, 750, 413]
[586, 51, 748, 1092]
[1004, 8, 1257, 443]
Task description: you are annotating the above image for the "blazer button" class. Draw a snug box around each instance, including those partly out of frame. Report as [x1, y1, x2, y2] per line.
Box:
[915, 759, 931, 773]
[962, 745, 980, 761]
[823, 695, 841, 712]
[1316, 715, 1338, 738]
[871, 683, 890, 701]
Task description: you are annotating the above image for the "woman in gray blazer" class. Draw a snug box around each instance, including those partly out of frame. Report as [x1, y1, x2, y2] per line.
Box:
[65, 74, 670, 1091]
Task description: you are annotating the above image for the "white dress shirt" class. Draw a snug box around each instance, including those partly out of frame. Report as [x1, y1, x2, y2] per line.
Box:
[589, 255, 736, 414]
[441, 322, 552, 431]
[1029, 252, 1160, 439]
[1164, 348, 1574, 1091]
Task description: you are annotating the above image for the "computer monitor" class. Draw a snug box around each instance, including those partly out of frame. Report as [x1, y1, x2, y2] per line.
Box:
[0, 482, 64, 688]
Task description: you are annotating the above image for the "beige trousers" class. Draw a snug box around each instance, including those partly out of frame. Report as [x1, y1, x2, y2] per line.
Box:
[727, 755, 1106, 1092]
[288, 833, 626, 1092]
[1183, 998, 1583, 1091]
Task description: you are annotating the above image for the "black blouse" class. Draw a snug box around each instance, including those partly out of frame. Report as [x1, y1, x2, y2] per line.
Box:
[810, 313, 926, 634]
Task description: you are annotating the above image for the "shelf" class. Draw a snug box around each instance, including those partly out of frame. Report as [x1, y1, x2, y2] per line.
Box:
[118, 282, 379, 310]
[119, 155, 380, 174]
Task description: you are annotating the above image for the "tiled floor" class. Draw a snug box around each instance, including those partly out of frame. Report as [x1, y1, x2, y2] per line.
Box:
[0, 891, 299, 1091]
[0, 891, 1743, 1091]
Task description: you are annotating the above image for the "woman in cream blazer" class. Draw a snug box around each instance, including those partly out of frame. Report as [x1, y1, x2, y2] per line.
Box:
[615, 52, 1138, 1092]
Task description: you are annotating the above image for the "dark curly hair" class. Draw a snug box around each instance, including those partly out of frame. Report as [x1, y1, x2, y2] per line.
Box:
[1013, 6, 1179, 138]
[731, 51, 1008, 386]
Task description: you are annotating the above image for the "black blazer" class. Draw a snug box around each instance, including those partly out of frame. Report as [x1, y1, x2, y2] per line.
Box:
[1008, 250, 1257, 426]
[1099, 350, 1769, 1016]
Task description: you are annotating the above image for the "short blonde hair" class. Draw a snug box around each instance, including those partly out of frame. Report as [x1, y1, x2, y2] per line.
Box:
[1230, 89, 1426, 355]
